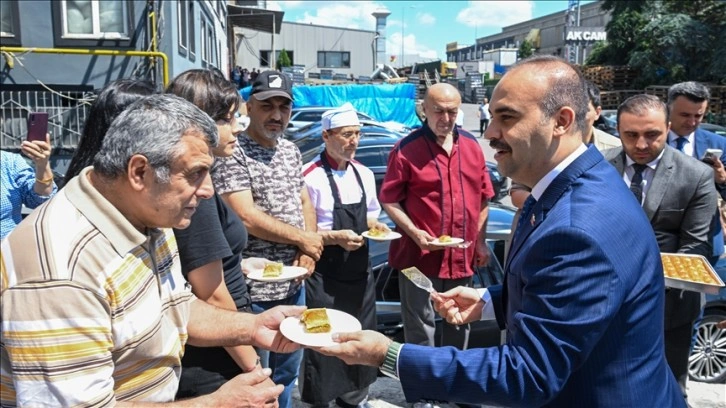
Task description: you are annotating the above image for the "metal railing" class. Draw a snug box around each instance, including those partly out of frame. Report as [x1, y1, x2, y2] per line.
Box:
[0, 89, 94, 151]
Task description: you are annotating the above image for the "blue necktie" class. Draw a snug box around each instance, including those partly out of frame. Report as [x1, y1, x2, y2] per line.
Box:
[675, 137, 687, 152]
[630, 164, 647, 205]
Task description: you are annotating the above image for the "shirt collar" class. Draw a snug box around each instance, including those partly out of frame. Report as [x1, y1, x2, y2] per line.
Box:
[65, 167, 160, 256]
[668, 129, 694, 145]
[323, 150, 350, 171]
[531, 144, 588, 201]
[624, 148, 664, 171]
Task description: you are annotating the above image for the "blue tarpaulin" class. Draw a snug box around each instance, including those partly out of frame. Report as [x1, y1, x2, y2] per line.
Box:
[240, 83, 421, 128]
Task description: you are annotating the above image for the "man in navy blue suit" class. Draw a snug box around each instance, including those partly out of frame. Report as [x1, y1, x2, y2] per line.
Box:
[317, 56, 685, 407]
[667, 81, 726, 266]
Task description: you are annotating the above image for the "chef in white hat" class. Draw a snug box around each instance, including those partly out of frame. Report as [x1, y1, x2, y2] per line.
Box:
[299, 102, 388, 408]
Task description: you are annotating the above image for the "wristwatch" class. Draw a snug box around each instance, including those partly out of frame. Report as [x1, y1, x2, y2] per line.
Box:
[379, 341, 402, 380]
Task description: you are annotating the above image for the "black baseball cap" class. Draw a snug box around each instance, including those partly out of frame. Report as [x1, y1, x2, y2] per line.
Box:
[250, 70, 293, 101]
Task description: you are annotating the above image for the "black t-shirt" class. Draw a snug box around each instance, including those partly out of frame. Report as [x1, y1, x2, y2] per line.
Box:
[174, 192, 251, 310]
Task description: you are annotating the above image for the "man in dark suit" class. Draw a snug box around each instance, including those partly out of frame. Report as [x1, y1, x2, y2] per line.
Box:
[317, 56, 685, 407]
[603, 94, 717, 400]
[667, 81, 726, 266]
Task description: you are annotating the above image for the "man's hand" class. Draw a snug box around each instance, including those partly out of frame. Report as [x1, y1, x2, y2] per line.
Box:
[293, 251, 316, 282]
[208, 368, 282, 408]
[241, 257, 272, 276]
[317, 330, 391, 367]
[298, 230, 324, 260]
[368, 221, 391, 234]
[710, 159, 726, 185]
[252, 305, 305, 353]
[411, 228, 442, 251]
[334, 230, 364, 251]
[431, 286, 484, 325]
[474, 237, 491, 266]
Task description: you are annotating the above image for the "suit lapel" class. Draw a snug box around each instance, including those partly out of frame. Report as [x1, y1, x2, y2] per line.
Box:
[693, 129, 706, 160]
[607, 148, 626, 175]
[506, 146, 604, 267]
[642, 147, 675, 221]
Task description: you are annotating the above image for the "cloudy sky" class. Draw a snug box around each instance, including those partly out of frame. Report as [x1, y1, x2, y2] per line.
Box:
[267, 0, 595, 63]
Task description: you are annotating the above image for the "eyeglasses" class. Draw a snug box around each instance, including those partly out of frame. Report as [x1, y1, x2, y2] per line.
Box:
[330, 130, 361, 139]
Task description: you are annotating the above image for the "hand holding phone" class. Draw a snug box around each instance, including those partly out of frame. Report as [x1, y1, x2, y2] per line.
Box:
[26, 112, 49, 142]
[702, 148, 723, 166]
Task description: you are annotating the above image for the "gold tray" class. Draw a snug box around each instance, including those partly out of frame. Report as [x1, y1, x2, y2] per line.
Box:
[661, 253, 724, 295]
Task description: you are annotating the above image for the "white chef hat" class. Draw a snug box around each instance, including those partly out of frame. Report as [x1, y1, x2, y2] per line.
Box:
[322, 102, 360, 131]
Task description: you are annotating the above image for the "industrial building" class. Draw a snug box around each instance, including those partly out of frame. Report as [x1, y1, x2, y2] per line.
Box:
[232, 21, 377, 79]
[446, 1, 610, 65]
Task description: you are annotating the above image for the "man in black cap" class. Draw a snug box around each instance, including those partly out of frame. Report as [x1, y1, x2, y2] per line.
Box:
[212, 70, 323, 408]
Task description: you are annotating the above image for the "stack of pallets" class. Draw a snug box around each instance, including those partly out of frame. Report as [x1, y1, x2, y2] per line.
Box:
[583, 66, 639, 91]
[599, 90, 643, 109]
[644, 86, 670, 102]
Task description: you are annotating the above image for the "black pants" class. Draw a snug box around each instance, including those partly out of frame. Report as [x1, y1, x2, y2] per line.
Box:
[479, 119, 489, 133]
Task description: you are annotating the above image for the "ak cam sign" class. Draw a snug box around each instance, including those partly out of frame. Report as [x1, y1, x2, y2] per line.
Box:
[565, 27, 607, 43]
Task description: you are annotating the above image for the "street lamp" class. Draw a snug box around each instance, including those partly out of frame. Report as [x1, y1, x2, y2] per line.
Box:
[401, 5, 417, 68]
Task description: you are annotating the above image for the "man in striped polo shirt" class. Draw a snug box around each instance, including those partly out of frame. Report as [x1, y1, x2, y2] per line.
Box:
[0, 95, 302, 407]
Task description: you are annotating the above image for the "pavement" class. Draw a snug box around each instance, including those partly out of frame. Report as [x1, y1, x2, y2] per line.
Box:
[292, 103, 726, 408]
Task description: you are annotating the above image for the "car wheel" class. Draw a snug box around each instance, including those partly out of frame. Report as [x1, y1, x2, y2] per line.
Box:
[688, 312, 726, 383]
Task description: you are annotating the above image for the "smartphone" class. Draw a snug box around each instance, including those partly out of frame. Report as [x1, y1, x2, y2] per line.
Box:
[702, 148, 723, 166]
[26, 112, 49, 142]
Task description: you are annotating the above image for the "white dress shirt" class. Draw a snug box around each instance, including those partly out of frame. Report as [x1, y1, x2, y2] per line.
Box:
[478, 144, 589, 320]
[622, 149, 664, 205]
[668, 130, 695, 157]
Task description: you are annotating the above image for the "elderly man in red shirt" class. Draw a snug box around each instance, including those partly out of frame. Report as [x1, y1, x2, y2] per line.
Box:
[380, 82, 495, 349]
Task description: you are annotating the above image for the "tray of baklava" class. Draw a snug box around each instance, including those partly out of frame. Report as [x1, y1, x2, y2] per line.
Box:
[661, 253, 724, 295]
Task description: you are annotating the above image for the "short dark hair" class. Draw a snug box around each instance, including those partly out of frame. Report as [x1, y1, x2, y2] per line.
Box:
[617, 94, 669, 126]
[585, 80, 601, 109]
[512, 55, 589, 134]
[667, 81, 710, 105]
[166, 69, 241, 121]
[65, 79, 156, 185]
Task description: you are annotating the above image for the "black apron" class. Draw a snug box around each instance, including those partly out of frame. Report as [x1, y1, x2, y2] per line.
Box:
[300, 153, 378, 404]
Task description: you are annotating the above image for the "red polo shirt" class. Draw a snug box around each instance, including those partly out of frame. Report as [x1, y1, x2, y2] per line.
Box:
[379, 125, 495, 279]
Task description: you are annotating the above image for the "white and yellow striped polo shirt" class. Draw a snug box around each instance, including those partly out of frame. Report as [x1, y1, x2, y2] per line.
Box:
[1, 167, 195, 406]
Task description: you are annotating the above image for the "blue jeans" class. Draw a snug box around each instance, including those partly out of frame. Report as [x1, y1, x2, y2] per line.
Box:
[251, 286, 305, 408]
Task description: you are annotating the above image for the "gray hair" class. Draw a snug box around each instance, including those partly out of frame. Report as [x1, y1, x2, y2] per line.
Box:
[667, 81, 710, 105]
[93, 94, 218, 182]
[511, 55, 589, 134]
[617, 94, 669, 126]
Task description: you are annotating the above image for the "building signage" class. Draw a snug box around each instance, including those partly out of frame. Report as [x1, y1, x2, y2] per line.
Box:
[565, 27, 607, 42]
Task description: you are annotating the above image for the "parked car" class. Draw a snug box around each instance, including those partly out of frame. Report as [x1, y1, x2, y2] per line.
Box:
[296, 127, 510, 202]
[287, 106, 411, 134]
[701, 123, 726, 137]
[689, 257, 726, 383]
[371, 202, 515, 347]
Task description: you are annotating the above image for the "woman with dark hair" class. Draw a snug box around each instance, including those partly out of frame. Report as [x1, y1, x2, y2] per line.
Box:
[64, 79, 155, 184]
[166, 69, 278, 400]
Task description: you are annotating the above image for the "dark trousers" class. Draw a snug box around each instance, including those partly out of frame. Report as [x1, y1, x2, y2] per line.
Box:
[479, 119, 489, 133]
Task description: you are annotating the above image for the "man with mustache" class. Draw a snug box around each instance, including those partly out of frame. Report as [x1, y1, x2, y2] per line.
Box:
[316, 56, 684, 407]
[378, 82, 495, 354]
[212, 71, 323, 408]
[604, 94, 716, 402]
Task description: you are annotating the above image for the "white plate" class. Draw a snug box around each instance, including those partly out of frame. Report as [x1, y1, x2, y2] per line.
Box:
[280, 309, 362, 347]
[361, 230, 402, 241]
[429, 237, 465, 247]
[248, 266, 307, 282]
